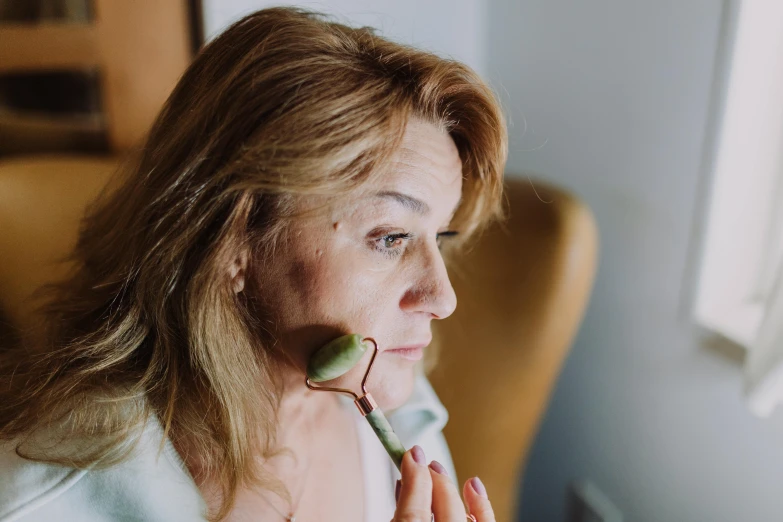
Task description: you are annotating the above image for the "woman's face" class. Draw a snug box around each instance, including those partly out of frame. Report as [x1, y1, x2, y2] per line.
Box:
[256, 118, 462, 410]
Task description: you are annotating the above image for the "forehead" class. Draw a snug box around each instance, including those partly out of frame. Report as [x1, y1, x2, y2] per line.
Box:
[296, 119, 464, 220]
[379, 119, 463, 196]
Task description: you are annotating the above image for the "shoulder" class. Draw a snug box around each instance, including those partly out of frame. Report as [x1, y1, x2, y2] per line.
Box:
[0, 440, 85, 522]
[0, 422, 206, 522]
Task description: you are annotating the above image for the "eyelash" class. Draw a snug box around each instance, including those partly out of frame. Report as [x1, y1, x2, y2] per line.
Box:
[372, 230, 459, 259]
[436, 230, 458, 247]
[374, 232, 413, 259]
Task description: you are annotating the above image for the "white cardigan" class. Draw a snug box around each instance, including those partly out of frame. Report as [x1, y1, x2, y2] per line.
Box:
[0, 373, 455, 522]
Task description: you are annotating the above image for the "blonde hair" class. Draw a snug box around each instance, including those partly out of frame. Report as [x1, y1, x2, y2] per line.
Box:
[0, 7, 507, 520]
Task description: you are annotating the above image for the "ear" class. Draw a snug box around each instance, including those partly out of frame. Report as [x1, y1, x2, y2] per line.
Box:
[229, 248, 249, 293]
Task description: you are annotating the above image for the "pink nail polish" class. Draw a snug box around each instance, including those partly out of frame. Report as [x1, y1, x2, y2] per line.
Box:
[429, 460, 448, 476]
[470, 477, 488, 498]
[411, 445, 426, 466]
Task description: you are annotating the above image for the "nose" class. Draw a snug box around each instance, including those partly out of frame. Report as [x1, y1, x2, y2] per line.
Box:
[399, 241, 457, 320]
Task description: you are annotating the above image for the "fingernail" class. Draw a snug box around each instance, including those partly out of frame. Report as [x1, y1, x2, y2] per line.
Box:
[395, 479, 401, 502]
[411, 445, 426, 466]
[429, 460, 449, 476]
[470, 477, 488, 498]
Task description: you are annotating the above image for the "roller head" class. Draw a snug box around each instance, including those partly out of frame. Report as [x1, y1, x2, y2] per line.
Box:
[306, 333, 367, 382]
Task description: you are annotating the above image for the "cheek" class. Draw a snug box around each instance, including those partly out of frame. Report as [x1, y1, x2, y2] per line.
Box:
[267, 237, 418, 407]
[276, 247, 395, 350]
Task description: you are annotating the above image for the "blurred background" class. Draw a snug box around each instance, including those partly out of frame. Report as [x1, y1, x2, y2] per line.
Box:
[2, 1, 783, 521]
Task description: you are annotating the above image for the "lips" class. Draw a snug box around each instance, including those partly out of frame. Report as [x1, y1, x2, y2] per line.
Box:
[383, 341, 430, 361]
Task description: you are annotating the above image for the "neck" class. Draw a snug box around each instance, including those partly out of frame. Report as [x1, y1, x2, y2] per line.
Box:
[176, 361, 342, 493]
[274, 362, 341, 453]
[257, 364, 349, 520]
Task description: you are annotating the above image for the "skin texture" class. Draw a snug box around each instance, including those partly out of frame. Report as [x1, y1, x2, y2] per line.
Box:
[216, 119, 465, 521]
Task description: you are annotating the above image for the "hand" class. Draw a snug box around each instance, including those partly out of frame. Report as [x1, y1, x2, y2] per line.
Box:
[391, 445, 495, 522]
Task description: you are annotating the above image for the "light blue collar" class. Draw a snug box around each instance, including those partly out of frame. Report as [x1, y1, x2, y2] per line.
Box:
[386, 371, 449, 449]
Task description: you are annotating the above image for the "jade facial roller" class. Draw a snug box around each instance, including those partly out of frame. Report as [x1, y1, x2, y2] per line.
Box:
[305, 334, 406, 470]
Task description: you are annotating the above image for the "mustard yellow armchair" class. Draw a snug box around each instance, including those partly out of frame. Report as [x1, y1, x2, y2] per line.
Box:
[430, 178, 597, 521]
[0, 156, 117, 334]
[0, 156, 597, 522]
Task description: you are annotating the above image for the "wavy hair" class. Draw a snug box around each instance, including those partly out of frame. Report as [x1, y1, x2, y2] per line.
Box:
[0, 7, 507, 520]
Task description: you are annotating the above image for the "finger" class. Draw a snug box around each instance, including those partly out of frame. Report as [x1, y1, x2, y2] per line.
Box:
[393, 445, 432, 522]
[463, 477, 495, 522]
[429, 460, 465, 520]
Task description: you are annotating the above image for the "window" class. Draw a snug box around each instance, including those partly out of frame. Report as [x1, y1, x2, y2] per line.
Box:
[694, 0, 783, 348]
[694, 1, 783, 417]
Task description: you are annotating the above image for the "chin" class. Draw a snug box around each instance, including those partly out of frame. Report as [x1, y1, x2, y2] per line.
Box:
[367, 358, 417, 411]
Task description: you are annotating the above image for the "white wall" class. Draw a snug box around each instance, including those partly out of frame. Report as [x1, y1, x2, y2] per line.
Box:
[202, 2, 783, 520]
[486, 1, 783, 521]
[201, 0, 487, 75]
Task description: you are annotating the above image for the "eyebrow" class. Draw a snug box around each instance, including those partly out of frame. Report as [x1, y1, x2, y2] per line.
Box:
[373, 191, 431, 215]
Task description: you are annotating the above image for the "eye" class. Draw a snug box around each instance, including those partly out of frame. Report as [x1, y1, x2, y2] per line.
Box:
[436, 230, 459, 249]
[371, 232, 413, 258]
[382, 234, 408, 248]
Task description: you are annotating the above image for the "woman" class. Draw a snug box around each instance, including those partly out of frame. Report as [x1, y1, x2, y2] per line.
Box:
[0, 7, 506, 522]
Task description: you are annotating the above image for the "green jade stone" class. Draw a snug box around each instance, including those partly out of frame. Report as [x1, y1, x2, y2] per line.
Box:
[365, 409, 406, 471]
[307, 333, 407, 470]
[306, 333, 367, 382]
